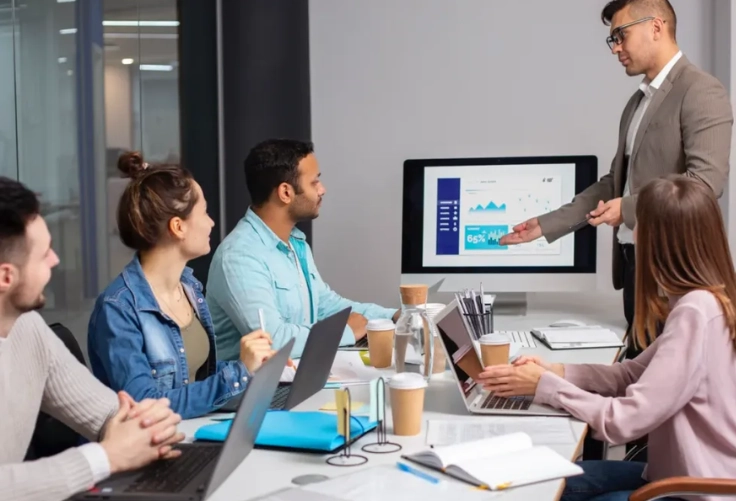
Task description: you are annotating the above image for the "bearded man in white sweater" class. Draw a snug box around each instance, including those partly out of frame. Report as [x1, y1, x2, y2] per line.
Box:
[0, 176, 185, 501]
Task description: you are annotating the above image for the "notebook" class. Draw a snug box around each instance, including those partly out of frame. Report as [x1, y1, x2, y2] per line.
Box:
[531, 326, 624, 350]
[401, 432, 583, 490]
[195, 410, 378, 453]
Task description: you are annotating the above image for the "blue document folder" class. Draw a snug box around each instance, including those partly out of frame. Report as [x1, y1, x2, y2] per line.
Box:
[194, 410, 378, 453]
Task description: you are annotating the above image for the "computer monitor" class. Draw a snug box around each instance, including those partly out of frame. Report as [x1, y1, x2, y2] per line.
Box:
[401, 155, 598, 294]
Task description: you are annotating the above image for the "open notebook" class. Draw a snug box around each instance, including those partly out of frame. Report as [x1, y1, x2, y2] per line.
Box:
[402, 432, 583, 490]
[531, 326, 624, 350]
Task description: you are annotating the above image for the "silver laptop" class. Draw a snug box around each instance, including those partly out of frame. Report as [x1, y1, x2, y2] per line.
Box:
[433, 300, 569, 417]
[73, 340, 295, 500]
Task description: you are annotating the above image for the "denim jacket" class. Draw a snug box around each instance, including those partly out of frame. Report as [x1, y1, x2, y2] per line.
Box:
[87, 256, 249, 419]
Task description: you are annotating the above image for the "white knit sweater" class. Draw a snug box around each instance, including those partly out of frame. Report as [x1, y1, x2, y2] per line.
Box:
[0, 312, 118, 501]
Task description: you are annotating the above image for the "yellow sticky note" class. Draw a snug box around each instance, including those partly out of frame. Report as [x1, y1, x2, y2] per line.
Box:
[335, 389, 350, 441]
[320, 400, 365, 411]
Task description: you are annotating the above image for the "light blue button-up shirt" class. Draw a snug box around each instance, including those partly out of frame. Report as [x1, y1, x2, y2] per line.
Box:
[206, 209, 397, 359]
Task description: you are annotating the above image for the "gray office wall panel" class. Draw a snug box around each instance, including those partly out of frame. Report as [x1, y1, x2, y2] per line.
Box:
[179, 0, 311, 286]
[178, 0, 220, 284]
[220, 0, 312, 242]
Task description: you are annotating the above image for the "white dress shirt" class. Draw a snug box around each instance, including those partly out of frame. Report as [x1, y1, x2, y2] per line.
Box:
[618, 51, 682, 244]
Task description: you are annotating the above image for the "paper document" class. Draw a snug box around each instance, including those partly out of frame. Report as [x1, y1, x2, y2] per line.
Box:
[327, 351, 386, 385]
[280, 351, 386, 385]
[425, 417, 577, 447]
[537, 327, 621, 345]
[250, 488, 343, 501]
[301, 465, 498, 501]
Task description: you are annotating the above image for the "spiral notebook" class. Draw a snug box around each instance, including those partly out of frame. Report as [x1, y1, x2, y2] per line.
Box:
[402, 432, 583, 490]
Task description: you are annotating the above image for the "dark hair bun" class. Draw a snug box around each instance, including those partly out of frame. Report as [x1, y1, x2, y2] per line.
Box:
[118, 151, 147, 179]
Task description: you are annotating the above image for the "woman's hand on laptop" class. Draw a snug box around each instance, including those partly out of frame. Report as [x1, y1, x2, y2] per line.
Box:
[513, 356, 565, 378]
[240, 329, 274, 373]
[476, 363, 547, 397]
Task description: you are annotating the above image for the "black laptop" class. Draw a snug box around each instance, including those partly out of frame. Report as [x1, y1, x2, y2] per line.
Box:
[218, 307, 351, 413]
[71, 339, 295, 501]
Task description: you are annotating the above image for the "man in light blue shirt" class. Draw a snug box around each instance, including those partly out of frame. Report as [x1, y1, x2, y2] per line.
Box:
[207, 139, 398, 359]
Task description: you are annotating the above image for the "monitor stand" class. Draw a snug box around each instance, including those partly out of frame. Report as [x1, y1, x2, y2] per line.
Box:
[429, 291, 528, 316]
[491, 292, 527, 316]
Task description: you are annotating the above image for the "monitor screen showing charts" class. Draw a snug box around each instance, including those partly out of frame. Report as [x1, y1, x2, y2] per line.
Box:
[401, 156, 598, 292]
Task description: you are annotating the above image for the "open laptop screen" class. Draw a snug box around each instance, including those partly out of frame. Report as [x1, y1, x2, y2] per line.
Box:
[434, 302, 483, 398]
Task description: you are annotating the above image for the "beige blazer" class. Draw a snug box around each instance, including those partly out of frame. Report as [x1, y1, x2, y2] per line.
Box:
[538, 56, 733, 289]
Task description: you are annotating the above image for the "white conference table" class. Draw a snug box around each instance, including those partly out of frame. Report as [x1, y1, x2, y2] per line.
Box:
[180, 296, 627, 501]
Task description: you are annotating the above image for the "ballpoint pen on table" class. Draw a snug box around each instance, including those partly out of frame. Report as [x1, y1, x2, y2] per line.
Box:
[395, 462, 440, 484]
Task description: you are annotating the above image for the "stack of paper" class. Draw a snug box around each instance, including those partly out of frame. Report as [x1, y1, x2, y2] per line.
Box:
[531, 326, 623, 350]
[425, 417, 577, 447]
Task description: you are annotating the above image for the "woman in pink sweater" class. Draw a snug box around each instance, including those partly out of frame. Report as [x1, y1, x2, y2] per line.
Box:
[478, 176, 736, 501]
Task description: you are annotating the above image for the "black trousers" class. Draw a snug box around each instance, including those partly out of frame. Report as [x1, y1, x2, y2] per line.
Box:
[581, 243, 648, 461]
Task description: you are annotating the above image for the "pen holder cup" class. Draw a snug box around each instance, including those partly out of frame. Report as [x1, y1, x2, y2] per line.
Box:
[463, 312, 494, 340]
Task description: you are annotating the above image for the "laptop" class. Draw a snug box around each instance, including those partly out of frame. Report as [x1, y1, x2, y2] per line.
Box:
[433, 300, 569, 417]
[72, 338, 295, 501]
[218, 307, 351, 413]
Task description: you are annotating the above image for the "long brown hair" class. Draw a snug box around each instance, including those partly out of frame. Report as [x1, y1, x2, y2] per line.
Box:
[634, 175, 736, 348]
[117, 151, 198, 252]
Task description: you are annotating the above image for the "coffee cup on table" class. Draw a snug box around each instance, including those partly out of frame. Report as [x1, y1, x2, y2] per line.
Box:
[389, 373, 427, 436]
[366, 319, 395, 369]
[479, 333, 511, 367]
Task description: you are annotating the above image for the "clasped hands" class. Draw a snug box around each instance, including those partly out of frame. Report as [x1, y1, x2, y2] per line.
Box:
[101, 391, 186, 474]
[476, 356, 563, 397]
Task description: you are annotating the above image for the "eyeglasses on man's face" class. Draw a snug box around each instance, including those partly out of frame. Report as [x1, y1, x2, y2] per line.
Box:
[606, 16, 660, 50]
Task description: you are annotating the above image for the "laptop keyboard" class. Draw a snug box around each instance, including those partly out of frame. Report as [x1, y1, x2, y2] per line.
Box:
[497, 330, 537, 348]
[481, 392, 533, 411]
[125, 445, 220, 493]
[353, 337, 368, 348]
[269, 385, 290, 410]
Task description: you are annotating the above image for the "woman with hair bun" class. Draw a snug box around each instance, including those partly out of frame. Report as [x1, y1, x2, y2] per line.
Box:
[88, 151, 274, 419]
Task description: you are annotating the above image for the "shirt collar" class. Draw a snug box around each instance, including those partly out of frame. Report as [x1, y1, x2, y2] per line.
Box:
[121, 254, 197, 312]
[244, 208, 306, 252]
[639, 51, 682, 96]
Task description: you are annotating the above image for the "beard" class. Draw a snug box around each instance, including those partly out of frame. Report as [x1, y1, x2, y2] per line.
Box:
[288, 197, 321, 222]
[10, 287, 46, 313]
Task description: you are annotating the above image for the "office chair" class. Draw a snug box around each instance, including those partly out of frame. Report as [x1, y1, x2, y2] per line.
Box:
[624, 443, 736, 500]
[24, 322, 86, 461]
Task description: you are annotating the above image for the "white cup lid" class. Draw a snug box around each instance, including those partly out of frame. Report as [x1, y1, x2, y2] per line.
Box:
[367, 319, 395, 331]
[479, 333, 511, 345]
[388, 372, 428, 390]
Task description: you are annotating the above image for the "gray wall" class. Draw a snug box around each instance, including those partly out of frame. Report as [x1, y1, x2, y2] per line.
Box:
[309, 0, 716, 306]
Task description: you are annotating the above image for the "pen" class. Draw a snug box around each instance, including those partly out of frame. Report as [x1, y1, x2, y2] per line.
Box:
[395, 462, 440, 484]
[258, 308, 266, 331]
[259, 308, 294, 368]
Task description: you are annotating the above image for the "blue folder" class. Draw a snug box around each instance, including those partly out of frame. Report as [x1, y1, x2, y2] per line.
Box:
[194, 410, 378, 453]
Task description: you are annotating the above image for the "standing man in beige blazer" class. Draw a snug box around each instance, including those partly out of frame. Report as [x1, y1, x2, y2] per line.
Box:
[501, 0, 732, 359]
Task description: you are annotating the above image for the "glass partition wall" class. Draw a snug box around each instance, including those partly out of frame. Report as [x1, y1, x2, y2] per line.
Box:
[0, 0, 180, 344]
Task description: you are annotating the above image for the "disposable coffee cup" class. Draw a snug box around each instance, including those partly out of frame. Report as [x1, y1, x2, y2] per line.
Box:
[479, 333, 511, 367]
[389, 372, 427, 436]
[399, 284, 428, 306]
[366, 319, 395, 368]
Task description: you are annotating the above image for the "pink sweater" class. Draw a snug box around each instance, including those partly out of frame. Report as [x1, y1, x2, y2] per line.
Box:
[535, 290, 736, 501]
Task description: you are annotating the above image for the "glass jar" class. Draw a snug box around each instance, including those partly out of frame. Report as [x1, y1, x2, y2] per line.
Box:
[418, 303, 449, 375]
[394, 284, 436, 381]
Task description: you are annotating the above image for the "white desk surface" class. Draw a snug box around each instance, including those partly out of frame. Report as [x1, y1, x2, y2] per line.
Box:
[181, 298, 626, 501]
